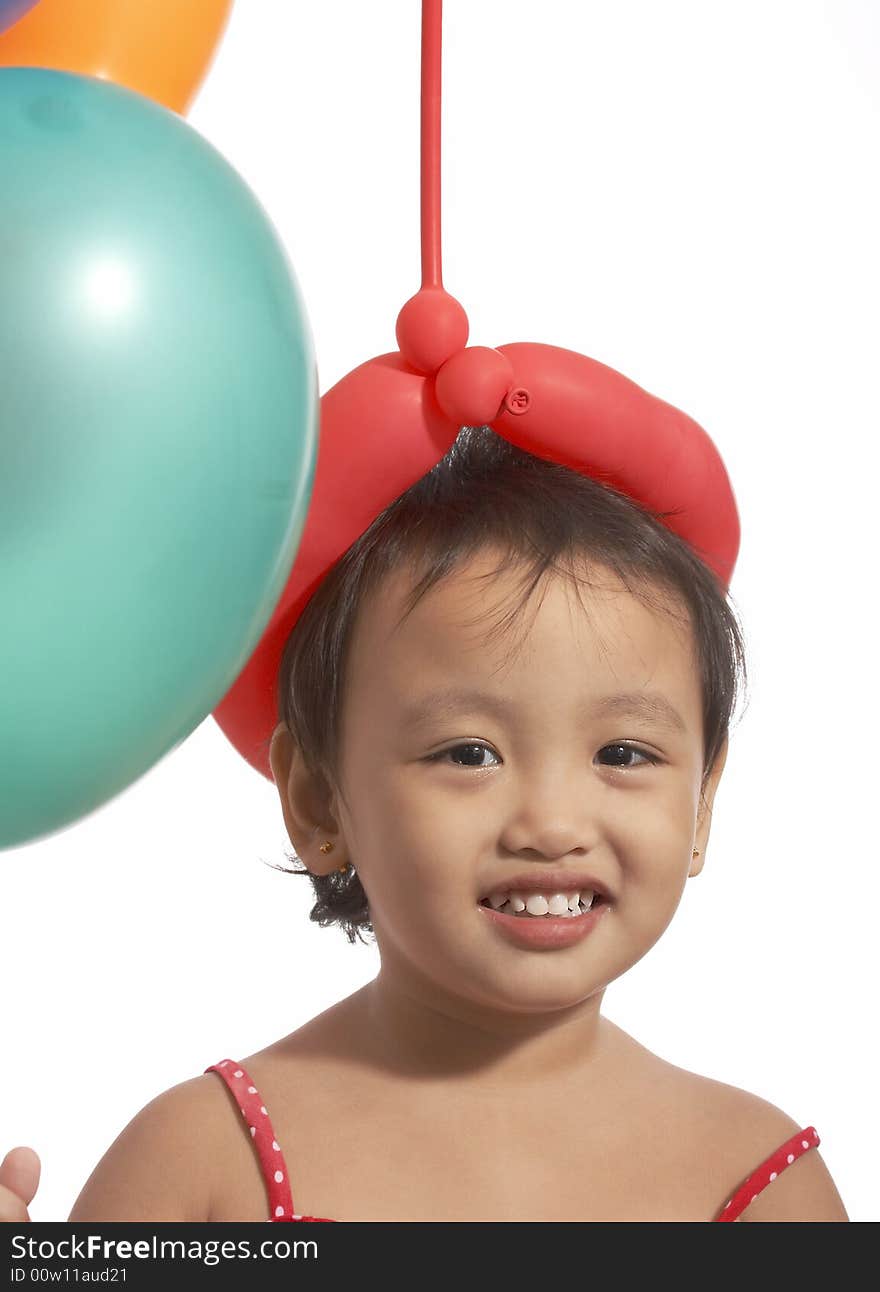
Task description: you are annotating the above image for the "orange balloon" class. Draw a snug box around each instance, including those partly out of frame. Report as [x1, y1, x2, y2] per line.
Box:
[0, 0, 233, 114]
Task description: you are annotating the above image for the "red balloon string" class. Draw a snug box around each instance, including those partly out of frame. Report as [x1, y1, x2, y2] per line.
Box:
[420, 0, 443, 289]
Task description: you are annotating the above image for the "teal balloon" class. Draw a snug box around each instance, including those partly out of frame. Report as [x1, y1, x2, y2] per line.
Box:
[0, 69, 318, 850]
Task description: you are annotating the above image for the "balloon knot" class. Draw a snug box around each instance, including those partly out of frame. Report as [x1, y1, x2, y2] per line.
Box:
[434, 346, 516, 426]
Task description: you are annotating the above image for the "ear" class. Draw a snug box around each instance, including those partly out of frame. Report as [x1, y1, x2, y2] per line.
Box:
[268, 722, 346, 877]
[690, 732, 729, 878]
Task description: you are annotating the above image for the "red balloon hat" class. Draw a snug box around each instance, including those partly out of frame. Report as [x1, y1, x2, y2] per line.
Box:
[212, 0, 740, 782]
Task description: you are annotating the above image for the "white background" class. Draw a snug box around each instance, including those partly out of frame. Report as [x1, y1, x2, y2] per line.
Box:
[2, 0, 877, 1222]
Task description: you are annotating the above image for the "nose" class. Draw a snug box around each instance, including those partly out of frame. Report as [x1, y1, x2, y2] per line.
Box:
[498, 763, 599, 860]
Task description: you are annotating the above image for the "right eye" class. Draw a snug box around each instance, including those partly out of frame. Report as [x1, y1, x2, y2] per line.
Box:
[424, 742, 500, 769]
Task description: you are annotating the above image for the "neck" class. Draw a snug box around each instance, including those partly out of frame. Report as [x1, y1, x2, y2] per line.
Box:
[350, 965, 615, 1095]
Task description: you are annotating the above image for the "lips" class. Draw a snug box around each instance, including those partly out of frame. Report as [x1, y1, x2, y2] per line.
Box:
[477, 894, 610, 948]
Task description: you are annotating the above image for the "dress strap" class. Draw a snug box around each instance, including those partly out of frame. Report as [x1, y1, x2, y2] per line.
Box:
[716, 1126, 820, 1221]
[205, 1059, 296, 1220]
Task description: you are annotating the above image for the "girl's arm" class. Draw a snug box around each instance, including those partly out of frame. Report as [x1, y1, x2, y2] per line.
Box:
[67, 1079, 215, 1223]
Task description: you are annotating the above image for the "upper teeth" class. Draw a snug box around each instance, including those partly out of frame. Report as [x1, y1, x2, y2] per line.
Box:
[485, 890, 595, 915]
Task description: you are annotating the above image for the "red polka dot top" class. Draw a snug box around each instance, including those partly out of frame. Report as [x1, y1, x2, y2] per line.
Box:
[205, 1059, 820, 1222]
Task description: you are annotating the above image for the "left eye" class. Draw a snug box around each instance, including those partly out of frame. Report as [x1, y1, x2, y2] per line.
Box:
[425, 742, 658, 769]
[598, 743, 658, 769]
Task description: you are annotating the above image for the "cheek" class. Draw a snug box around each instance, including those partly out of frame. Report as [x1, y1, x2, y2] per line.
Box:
[623, 852, 691, 947]
[349, 775, 475, 905]
[625, 791, 695, 870]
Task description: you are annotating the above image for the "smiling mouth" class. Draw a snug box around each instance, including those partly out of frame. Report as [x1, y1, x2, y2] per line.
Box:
[478, 895, 607, 919]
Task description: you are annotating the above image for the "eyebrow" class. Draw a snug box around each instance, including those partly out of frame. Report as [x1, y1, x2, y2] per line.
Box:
[401, 686, 689, 734]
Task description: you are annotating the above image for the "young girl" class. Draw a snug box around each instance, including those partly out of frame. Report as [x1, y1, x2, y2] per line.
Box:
[0, 424, 849, 1222]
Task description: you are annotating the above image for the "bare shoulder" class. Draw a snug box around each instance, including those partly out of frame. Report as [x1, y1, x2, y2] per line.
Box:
[651, 1055, 849, 1222]
[68, 1073, 230, 1223]
[713, 1084, 848, 1222]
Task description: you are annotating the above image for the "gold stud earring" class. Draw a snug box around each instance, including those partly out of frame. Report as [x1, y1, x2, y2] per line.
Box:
[318, 838, 348, 874]
[692, 847, 701, 857]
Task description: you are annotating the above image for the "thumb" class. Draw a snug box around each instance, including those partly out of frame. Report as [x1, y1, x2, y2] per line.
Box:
[0, 1147, 41, 1207]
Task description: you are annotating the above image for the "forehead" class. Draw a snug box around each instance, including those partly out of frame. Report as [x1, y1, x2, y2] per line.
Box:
[343, 549, 700, 718]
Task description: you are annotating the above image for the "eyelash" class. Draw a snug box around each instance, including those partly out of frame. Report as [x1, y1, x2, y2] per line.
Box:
[424, 741, 660, 771]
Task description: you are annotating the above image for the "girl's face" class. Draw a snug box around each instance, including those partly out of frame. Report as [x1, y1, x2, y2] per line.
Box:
[287, 550, 726, 1016]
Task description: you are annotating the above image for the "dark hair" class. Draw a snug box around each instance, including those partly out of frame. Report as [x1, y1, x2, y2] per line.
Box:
[264, 424, 748, 945]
